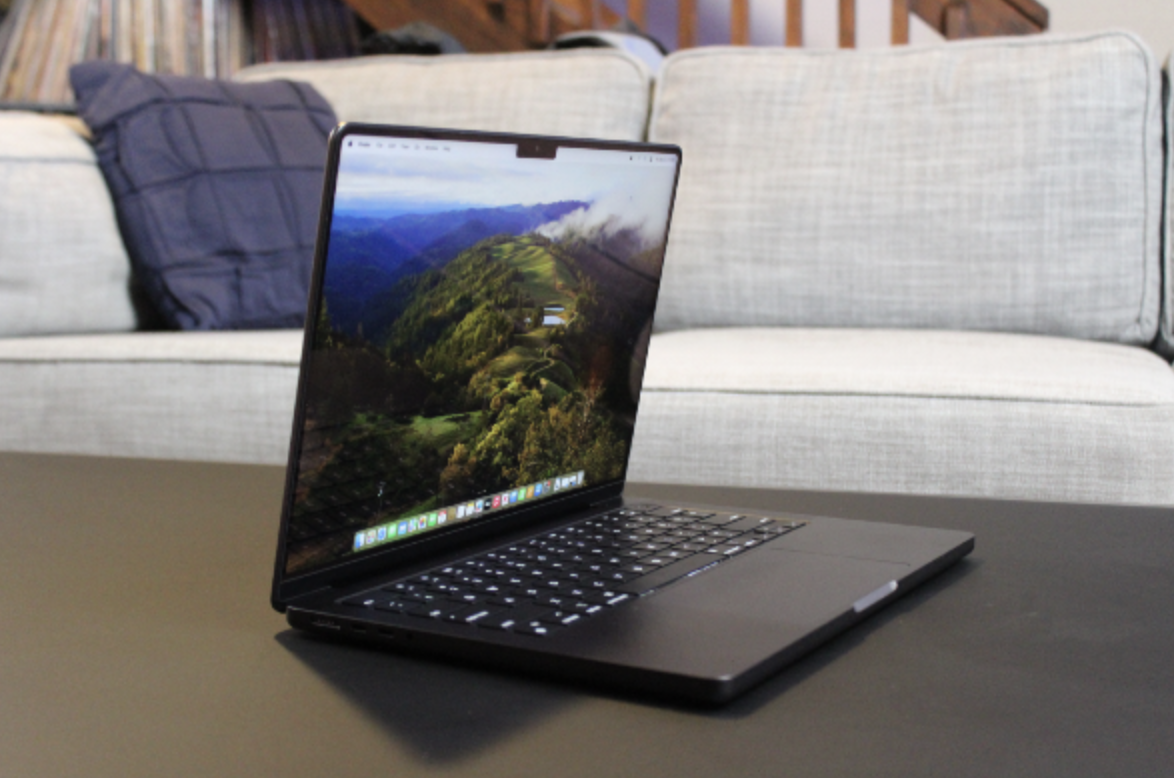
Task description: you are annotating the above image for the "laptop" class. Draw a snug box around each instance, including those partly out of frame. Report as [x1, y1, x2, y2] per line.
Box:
[271, 123, 974, 704]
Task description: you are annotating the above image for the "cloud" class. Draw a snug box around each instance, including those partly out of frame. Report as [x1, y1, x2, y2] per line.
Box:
[535, 172, 674, 249]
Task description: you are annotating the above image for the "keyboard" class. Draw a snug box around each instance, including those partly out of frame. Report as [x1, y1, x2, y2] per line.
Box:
[340, 504, 806, 637]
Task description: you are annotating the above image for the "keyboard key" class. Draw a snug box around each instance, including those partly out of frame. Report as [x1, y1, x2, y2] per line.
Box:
[536, 593, 571, 608]
[727, 516, 774, 532]
[476, 612, 520, 630]
[450, 592, 483, 605]
[402, 591, 444, 604]
[399, 602, 436, 618]
[539, 610, 579, 625]
[642, 555, 676, 566]
[446, 606, 503, 624]
[617, 554, 722, 595]
[487, 595, 521, 607]
[514, 623, 554, 636]
[580, 590, 621, 604]
[341, 595, 377, 608]
[428, 601, 477, 619]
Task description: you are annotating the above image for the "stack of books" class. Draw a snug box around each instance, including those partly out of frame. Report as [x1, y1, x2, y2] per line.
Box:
[252, 0, 360, 64]
[0, 0, 362, 107]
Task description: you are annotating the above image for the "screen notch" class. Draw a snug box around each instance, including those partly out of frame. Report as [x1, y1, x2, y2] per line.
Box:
[516, 139, 558, 159]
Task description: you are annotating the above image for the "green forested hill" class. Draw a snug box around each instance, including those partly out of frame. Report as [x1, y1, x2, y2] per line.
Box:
[297, 230, 631, 553]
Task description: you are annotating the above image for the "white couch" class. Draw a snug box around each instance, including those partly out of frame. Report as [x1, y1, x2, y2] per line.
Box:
[1, 34, 1171, 506]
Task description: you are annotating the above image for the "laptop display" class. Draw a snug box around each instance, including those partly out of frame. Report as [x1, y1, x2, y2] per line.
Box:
[283, 132, 680, 577]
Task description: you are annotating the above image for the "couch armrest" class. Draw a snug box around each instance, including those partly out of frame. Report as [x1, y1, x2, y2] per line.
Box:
[1159, 56, 1174, 358]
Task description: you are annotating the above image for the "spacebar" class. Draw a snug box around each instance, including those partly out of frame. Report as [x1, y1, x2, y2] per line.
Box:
[616, 554, 723, 594]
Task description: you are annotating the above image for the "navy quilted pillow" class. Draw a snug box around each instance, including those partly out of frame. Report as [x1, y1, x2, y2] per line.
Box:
[70, 61, 337, 330]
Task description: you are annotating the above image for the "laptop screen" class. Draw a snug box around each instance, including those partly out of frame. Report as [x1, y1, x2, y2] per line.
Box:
[282, 130, 680, 578]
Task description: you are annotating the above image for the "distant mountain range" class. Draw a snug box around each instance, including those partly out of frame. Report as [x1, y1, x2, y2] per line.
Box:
[324, 201, 587, 335]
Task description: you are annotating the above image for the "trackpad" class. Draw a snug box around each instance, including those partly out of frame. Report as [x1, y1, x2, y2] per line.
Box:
[654, 547, 910, 625]
[567, 549, 912, 678]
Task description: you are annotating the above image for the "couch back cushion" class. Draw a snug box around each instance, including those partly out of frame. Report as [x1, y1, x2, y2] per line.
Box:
[0, 112, 137, 337]
[650, 33, 1163, 344]
[234, 49, 652, 141]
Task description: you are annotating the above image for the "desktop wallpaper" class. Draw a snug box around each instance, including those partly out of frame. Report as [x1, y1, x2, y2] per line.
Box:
[284, 137, 678, 576]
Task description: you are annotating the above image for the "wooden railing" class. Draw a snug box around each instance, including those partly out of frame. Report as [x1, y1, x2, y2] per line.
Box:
[343, 0, 1048, 52]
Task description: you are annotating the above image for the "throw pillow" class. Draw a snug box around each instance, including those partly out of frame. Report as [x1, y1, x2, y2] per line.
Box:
[70, 61, 337, 330]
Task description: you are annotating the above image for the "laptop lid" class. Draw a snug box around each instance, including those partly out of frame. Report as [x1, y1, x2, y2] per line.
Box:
[272, 124, 682, 608]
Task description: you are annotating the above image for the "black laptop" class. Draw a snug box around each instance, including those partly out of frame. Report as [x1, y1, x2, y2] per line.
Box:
[270, 123, 974, 704]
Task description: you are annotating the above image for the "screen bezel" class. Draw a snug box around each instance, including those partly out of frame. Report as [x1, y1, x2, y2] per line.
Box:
[271, 122, 683, 610]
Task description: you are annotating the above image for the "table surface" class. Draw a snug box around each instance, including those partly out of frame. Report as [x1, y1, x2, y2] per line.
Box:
[2, 452, 1172, 777]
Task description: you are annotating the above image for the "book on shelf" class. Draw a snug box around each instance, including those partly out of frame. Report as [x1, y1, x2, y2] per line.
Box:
[0, 0, 362, 107]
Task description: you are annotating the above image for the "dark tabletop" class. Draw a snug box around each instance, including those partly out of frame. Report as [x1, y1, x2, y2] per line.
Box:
[1, 452, 1172, 777]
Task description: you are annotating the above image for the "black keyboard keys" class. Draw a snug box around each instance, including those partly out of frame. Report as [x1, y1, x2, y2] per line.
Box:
[338, 507, 805, 636]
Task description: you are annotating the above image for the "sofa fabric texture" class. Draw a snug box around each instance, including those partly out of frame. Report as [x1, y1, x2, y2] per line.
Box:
[0, 37, 1170, 508]
[628, 329, 1174, 505]
[1162, 55, 1174, 358]
[234, 50, 652, 142]
[3, 326, 1167, 506]
[0, 112, 136, 338]
[70, 61, 337, 330]
[650, 33, 1164, 344]
[0, 331, 301, 463]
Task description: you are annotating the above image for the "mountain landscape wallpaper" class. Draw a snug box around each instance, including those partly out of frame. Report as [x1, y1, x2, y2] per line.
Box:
[285, 141, 678, 574]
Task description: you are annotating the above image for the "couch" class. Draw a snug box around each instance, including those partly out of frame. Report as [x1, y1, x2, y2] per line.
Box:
[1, 32, 1171, 506]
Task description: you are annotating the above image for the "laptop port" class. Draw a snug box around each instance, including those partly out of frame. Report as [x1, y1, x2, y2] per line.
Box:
[310, 618, 341, 631]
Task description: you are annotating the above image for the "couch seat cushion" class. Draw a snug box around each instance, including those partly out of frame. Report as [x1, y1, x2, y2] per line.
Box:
[0, 331, 302, 464]
[629, 328, 1174, 506]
